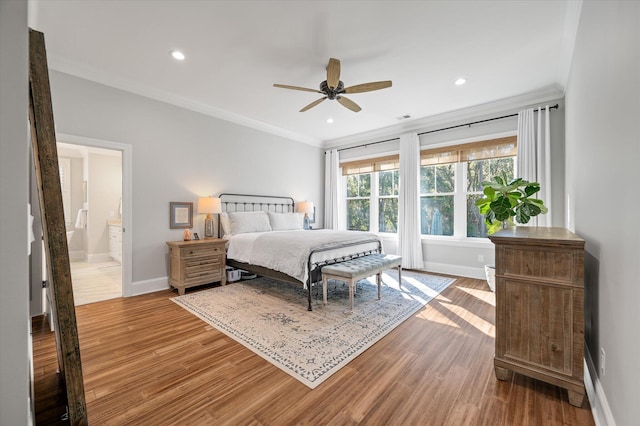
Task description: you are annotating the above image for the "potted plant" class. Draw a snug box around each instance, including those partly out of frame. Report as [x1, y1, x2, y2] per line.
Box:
[475, 174, 548, 235]
[475, 174, 548, 291]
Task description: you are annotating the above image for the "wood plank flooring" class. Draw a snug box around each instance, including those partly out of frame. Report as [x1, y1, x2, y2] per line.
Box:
[32, 274, 595, 425]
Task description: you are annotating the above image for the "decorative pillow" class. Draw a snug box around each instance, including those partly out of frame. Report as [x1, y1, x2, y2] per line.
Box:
[268, 212, 304, 231]
[228, 211, 272, 235]
[219, 212, 231, 237]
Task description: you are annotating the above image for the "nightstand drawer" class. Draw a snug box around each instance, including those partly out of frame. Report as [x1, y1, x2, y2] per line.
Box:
[185, 256, 222, 270]
[184, 257, 223, 278]
[184, 270, 223, 284]
[179, 245, 223, 259]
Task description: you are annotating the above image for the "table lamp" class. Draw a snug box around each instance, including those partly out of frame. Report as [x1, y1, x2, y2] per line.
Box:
[197, 196, 222, 238]
[297, 201, 314, 230]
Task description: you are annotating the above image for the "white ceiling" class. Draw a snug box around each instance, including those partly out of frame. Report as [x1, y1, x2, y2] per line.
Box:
[29, 0, 577, 147]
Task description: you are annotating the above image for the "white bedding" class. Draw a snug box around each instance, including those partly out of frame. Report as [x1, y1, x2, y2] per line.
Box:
[226, 229, 380, 287]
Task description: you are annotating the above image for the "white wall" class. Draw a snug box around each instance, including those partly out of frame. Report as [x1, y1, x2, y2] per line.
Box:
[565, 1, 639, 425]
[87, 152, 122, 261]
[0, 1, 31, 424]
[48, 71, 324, 292]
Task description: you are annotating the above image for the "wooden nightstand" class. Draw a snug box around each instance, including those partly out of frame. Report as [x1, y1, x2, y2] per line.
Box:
[166, 239, 226, 295]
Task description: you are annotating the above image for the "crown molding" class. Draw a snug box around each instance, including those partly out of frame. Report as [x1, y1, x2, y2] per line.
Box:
[323, 86, 564, 149]
[47, 57, 324, 148]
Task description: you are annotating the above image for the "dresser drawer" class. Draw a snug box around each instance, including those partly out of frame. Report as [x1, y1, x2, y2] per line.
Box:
[498, 246, 577, 284]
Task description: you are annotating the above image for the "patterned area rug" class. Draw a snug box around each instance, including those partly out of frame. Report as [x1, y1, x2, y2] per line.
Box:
[171, 270, 455, 389]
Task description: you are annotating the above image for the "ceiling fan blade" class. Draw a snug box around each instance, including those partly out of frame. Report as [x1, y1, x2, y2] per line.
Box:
[343, 80, 393, 94]
[273, 84, 323, 94]
[300, 97, 327, 112]
[326, 58, 341, 89]
[337, 96, 361, 112]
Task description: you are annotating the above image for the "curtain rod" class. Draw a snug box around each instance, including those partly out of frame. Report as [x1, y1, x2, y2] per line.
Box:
[332, 103, 559, 153]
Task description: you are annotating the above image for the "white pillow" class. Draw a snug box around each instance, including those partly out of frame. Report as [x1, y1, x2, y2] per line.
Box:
[268, 212, 304, 231]
[219, 212, 231, 237]
[228, 211, 272, 235]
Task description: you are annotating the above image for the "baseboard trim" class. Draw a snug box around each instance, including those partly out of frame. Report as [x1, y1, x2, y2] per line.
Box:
[422, 261, 487, 280]
[68, 250, 85, 261]
[585, 348, 616, 426]
[131, 276, 170, 297]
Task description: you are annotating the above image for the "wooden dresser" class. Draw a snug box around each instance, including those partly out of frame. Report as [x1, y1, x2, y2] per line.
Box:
[166, 239, 226, 295]
[489, 227, 585, 407]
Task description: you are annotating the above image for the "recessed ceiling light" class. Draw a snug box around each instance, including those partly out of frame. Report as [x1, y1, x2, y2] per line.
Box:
[170, 50, 185, 61]
[327, 118, 334, 124]
[454, 77, 467, 86]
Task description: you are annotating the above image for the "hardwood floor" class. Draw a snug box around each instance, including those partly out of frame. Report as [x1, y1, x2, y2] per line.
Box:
[32, 274, 595, 425]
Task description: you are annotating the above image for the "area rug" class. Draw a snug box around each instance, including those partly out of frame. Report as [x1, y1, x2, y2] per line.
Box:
[171, 270, 455, 389]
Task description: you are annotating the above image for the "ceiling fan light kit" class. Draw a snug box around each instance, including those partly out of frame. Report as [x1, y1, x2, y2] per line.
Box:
[274, 58, 392, 113]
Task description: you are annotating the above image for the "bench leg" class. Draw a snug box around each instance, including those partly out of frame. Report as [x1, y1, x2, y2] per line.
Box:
[398, 265, 402, 288]
[322, 275, 328, 306]
[376, 272, 381, 300]
[349, 278, 355, 311]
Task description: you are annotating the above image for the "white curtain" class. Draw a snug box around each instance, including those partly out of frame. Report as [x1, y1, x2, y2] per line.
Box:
[517, 106, 552, 226]
[398, 133, 423, 269]
[324, 149, 340, 229]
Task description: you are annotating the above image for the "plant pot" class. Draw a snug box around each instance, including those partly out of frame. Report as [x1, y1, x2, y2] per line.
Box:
[484, 265, 496, 292]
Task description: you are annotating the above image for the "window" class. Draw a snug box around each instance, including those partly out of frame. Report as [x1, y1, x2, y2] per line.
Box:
[345, 173, 371, 231]
[419, 148, 458, 236]
[343, 155, 399, 233]
[378, 169, 399, 232]
[340, 136, 515, 238]
[421, 136, 517, 238]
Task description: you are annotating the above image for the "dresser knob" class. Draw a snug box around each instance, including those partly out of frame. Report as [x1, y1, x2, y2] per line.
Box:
[551, 344, 558, 351]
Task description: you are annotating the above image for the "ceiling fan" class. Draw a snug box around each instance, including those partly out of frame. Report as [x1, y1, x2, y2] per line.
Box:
[273, 58, 392, 113]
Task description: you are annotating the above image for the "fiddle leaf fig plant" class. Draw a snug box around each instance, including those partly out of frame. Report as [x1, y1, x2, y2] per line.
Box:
[475, 174, 548, 235]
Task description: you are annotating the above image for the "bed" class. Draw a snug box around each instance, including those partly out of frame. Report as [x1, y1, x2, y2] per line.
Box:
[220, 193, 382, 310]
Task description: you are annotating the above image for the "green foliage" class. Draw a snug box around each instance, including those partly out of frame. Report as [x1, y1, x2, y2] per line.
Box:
[466, 157, 514, 237]
[474, 173, 548, 235]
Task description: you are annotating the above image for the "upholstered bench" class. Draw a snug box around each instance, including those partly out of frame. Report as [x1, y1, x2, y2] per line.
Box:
[321, 253, 403, 311]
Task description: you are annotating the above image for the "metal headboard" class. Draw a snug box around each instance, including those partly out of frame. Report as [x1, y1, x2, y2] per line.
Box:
[219, 193, 295, 214]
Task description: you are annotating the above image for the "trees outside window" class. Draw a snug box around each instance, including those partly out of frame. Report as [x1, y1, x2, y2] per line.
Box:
[346, 173, 371, 231]
[420, 163, 455, 236]
[378, 170, 399, 233]
[345, 169, 399, 233]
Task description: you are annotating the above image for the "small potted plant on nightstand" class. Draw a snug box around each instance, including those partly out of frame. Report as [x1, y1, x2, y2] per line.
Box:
[475, 174, 548, 291]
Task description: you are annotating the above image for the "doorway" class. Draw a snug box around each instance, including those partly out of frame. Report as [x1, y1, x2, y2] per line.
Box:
[55, 134, 132, 304]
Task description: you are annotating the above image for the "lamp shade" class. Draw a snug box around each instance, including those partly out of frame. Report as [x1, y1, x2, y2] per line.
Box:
[197, 197, 222, 214]
[297, 201, 314, 214]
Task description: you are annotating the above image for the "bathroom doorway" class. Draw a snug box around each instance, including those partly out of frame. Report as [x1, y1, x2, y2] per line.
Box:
[56, 135, 131, 305]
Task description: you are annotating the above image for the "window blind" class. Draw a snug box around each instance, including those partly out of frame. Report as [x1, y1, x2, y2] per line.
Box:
[421, 136, 517, 166]
[341, 154, 399, 176]
[340, 136, 516, 174]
